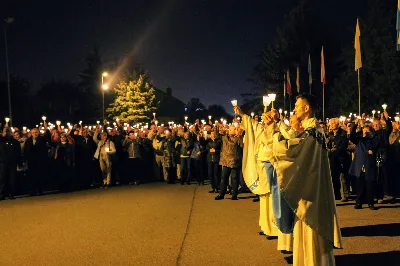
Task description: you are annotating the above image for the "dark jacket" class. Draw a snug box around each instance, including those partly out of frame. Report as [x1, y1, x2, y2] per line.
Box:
[349, 128, 380, 181]
[176, 137, 193, 157]
[24, 130, 51, 163]
[0, 136, 21, 165]
[206, 138, 222, 163]
[328, 127, 350, 169]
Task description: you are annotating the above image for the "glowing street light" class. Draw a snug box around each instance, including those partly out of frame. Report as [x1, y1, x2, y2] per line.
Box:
[101, 71, 109, 122]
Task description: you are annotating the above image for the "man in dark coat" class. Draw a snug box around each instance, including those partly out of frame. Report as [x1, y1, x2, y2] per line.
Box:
[24, 125, 51, 195]
[0, 126, 21, 200]
[327, 118, 350, 201]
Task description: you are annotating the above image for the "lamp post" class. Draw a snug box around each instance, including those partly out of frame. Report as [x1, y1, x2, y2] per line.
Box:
[4, 17, 14, 126]
[101, 72, 108, 122]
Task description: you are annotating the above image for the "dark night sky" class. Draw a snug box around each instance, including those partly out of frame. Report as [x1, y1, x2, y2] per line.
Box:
[1, 0, 364, 111]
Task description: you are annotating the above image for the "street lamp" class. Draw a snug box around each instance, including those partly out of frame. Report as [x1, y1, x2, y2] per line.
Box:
[4, 17, 14, 126]
[101, 72, 108, 122]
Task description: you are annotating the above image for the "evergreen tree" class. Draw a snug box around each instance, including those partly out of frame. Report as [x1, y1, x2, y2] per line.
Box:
[106, 74, 158, 123]
[331, 0, 400, 114]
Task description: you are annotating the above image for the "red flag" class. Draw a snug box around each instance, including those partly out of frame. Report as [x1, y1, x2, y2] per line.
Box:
[321, 47, 326, 84]
[286, 70, 292, 95]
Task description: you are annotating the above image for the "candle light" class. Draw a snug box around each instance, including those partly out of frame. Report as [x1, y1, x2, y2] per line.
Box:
[268, 93, 276, 108]
[155, 121, 158, 125]
[203, 130, 207, 135]
[153, 113, 156, 119]
[251, 112, 254, 118]
[105, 147, 110, 152]
[61, 126, 64, 129]
[97, 121, 100, 125]
[208, 115, 212, 120]
[79, 121, 82, 124]
[116, 118, 119, 121]
[378, 111, 381, 114]
[395, 117, 399, 122]
[263, 96, 271, 112]
[23, 127, 27, 131]
[382, 104, 387, 110]
[284, 110, 288, 116]
[279, 108, 283, 114]
[233, 122, 238, 127]
[237, 117, 240, 121]
[64, 129, 68, 133]
[36, 125, 39, 128]
[5, 117, 10, 123]
[372, 110, 376, 116]
[184, 116, 188, 121]
[231, 100, 238, 107]
[42, 116, 47, 121]
[56, 121, 61, 126]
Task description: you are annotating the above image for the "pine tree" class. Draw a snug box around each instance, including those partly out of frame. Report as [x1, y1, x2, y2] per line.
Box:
[106, 74, 158, 123]
[331, 0, 400, 114]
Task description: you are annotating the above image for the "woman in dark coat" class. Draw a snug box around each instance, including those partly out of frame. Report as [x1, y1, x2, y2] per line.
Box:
[54, 133, 75, 192]
[349, 124, 380, 210]
[206, 131, 222, 193]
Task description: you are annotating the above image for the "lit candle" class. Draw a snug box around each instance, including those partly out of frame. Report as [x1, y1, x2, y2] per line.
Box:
[42, 116, 47, 121]
[279, 109, 283, 114]
[97, 121, 100, 124]
[105, 147, 110, 152]
[203, 130, 207, 135]
[268, 93, 276, 108]
[56, 121, 61, 126]
[395, 117, 399, 122]
[23, 127, 27, 131]
[251, 112, 254, 118]
[5, 117, 10, 123]
[155, 121, 158, 125]
[208, 115, 212, 120]
[263, 96, 271, 112]
[184, 116, 188, 121]
[372, 110, 376, 116]
[153, 113, 156, 119]
[79, 121, 82, 124]
[64, 129, 68, 133]
[231, 100, 238, 107]
[284, 110, 288, 116]
[382, 104, 387, 110]
[237, 117, 240, 121]
[116, 118, 119, 122]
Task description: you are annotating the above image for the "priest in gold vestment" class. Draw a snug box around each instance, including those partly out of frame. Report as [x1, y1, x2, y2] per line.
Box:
[265, 94, 343, 266]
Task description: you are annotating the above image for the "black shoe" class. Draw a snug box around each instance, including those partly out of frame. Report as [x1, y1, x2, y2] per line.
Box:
[253, 197, 260, 202]
[266, 235, 278, 240]
[231, 195, 238, 200]
[354, 204, 362, 209]
[281, 250, 293, 255]
[208, 189, 215, 193]
[214, 195, 224, 200]
[258, 231, 266, 236]
[368, 205, 378, 210]
[284, 255, 293, 264]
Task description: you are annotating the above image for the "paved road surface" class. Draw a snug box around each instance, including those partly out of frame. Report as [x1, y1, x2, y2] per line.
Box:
[0, 183, 399, 266]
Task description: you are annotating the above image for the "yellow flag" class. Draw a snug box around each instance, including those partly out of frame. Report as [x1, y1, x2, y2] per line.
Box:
[296, 66, 300, 93]
[355, 18, 362, 71]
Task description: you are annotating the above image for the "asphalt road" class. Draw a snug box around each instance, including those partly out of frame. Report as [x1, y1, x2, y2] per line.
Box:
[0, 183, 399, 266]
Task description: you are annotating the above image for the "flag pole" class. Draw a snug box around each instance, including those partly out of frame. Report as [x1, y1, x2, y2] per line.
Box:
[322, 84, 325, 121]
[358, 69, 361, 116]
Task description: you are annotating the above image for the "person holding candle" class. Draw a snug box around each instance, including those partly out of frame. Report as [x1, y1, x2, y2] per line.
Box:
[176, 131, 194, 185]
[371, 111, 393, 204]
[0, 124, 21, 200]
[123, 131, 143, 185]
[24, 121, 51, 196]
[206, 130, 222, 193]
[264, 94, 342, 266]
[93, 129, 116, 188]
[215, 125, 243, 201]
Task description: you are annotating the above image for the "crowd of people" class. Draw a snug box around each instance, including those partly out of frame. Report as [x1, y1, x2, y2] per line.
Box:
[0, 106, 399, 207]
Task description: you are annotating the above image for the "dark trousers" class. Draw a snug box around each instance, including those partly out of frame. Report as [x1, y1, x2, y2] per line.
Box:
[356, 172, 374, 206]
[219, 166, 238, 197]
[180, 157, 191, 184]
[207, 162, 220, 190]
[28, 161, 44, 194]
[193, 159, 204, 183]
[125, 158, 142, 183]
[0, 163, 17, 197]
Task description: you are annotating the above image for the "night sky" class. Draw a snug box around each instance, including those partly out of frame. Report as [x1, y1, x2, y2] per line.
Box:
[1, 0, 363, 111]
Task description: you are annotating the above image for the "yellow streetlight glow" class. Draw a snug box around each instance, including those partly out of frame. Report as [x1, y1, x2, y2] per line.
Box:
[102, 72, 108, 77]
[102, 84, 109, 90]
